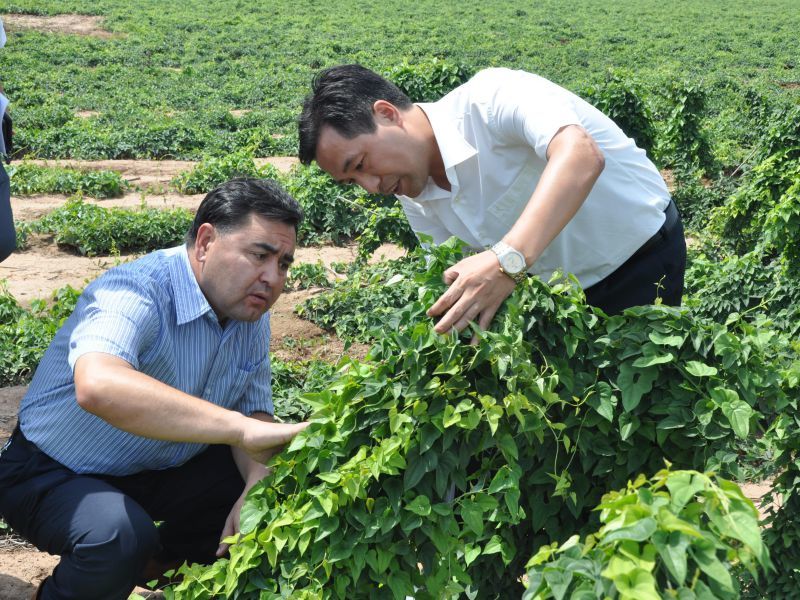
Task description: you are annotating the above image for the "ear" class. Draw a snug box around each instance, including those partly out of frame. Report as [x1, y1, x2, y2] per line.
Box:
[193, 223, 216, 263]
[372, 100, 402, 126]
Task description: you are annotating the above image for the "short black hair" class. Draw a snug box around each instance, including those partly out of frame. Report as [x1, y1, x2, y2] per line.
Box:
[186, 178, 303, 244]
[298, 64, 412, 165]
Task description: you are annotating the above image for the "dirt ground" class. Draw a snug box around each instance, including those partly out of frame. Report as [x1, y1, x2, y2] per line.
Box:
[0, 159, 399, 597]
[2, 13, 116, 39]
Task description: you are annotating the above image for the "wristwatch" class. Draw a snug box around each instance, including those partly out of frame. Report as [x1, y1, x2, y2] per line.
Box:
[490, 241, 528, 283]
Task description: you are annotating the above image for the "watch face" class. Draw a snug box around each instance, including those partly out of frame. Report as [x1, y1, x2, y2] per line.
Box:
[502, 251, 526, 274]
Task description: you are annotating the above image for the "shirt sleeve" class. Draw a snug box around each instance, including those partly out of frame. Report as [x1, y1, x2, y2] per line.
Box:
[67, 272, 161, 371]
[488, 69, 583, 161]
[237, 316, 274, 416]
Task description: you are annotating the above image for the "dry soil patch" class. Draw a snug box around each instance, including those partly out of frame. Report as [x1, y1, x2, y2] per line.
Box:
[1, 13, 115, 39]
[23, 157, 299, 192]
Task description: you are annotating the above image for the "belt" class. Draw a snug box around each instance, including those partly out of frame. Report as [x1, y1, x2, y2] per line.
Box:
[630, 200, 680, 261]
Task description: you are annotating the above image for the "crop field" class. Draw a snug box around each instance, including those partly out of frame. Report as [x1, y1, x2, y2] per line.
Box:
[0, 0, 799, 598]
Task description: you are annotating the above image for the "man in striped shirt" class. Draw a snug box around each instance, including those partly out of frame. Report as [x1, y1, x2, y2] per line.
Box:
[0, 178, 309, 599]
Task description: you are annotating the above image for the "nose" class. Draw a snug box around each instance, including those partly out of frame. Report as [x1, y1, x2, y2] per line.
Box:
[354, 173, 381, 194]
[259, 259, 284, 287]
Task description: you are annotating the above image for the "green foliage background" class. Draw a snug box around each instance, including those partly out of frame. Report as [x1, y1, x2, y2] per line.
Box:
[0, 0, 797, 162]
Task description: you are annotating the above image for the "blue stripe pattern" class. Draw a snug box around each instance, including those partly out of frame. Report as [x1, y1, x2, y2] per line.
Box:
[19, 245, 273, 476]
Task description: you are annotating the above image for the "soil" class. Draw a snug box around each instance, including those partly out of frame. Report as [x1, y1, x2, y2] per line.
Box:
[0, 159, 397, 597]
[1, 14, 116, 39]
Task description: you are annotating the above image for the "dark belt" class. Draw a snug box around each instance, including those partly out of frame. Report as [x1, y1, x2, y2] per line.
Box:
[630, 199, 680, 261]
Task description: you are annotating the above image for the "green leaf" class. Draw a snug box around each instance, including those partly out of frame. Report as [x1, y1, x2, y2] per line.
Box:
[404, 450, 439, 490]
[612, 567, 661, 600]
[649, 331, 685, 347]
[685, 361, 718, 377]
[601, 517, 657, 544]
[719, 396, 754, 439]
[617, 363, 658, 411]
[464, 543, 481, 566]
[543, 568, 573, 600]
[690, 543, 734, 592]
[405, 494, 432, 517]
[483, 535, 503, 555]
[652, 530, 690, 585]
[632, 352, 675, 367]
[460, 500, 484, 536]
[317, 471, 342, 484]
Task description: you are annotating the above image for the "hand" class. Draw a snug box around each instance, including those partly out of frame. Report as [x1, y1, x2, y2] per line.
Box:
[239, 420, 309, 464]
[216, 488, 247, 557]
[216, 472, 267, 557]
[426, 250, 517, 342]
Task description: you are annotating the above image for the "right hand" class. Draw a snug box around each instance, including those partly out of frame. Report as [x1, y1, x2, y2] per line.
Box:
[240, 419, 309, 463]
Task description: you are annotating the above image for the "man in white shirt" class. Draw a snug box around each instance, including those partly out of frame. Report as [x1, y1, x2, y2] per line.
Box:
[298, 64, 685, 336]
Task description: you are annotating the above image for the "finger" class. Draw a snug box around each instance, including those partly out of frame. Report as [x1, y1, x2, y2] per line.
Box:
[427, 282, 464, 318]
[216, 514, 235, 557]
[477, 305, 498, 332]
[434, 300, 481, 334]
[443, 267, 459, 285]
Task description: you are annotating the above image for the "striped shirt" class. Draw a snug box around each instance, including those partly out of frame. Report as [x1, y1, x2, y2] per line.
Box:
[19, 245, 274, 476]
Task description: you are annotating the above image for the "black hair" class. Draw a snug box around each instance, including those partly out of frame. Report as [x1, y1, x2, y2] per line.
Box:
[298, 64, 412, 165]
[186, 178, 303, 244]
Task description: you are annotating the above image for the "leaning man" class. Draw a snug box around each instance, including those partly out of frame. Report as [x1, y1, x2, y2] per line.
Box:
[300, 65, 686, 337]
[0, 178, 309, 599]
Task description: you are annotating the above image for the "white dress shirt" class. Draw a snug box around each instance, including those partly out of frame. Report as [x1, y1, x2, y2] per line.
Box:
[398, 68, 671, 288]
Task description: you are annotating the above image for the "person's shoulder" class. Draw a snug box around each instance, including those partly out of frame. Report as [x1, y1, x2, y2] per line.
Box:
[87, 247, 178, 298]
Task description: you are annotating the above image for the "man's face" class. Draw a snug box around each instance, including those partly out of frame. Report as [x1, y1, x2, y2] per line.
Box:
[192, 214, 295, 324]
[315, 104, 430, 198]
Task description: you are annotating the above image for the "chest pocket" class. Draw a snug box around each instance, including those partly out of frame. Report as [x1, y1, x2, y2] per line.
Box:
[486, 162, 543, 238]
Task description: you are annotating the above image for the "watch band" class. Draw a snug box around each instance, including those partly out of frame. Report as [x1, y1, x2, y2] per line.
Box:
[491, 241, 528, 284]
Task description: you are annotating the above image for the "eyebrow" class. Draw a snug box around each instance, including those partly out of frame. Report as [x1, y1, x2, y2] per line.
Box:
[251, 242, 294, 263]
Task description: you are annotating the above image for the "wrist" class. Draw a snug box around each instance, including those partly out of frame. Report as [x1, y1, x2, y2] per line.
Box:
[490, 241, 528, 283]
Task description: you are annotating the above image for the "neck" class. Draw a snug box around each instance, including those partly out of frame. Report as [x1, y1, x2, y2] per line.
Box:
[413, 105, 450, 191]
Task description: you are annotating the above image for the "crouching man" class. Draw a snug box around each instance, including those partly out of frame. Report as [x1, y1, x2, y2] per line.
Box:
[0, 178, 309, 599]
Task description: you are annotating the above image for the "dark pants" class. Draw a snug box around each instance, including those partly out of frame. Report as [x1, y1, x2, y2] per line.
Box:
[0, 426, 244, 600]
[0, 160, 15, 262]
[584, 200, 686, 315]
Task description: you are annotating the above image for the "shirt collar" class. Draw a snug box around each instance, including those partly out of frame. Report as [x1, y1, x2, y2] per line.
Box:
[168, 245, 216, 326]
[416, 102, 477, 197]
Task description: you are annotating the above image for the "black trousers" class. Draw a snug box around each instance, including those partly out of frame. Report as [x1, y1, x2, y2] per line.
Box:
[0, 160, 15, 262]
[584, 200, 686, 315]
[0, 426, 244, 600]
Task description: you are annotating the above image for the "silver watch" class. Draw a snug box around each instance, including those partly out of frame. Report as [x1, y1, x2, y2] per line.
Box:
[491, 241, 527, 283]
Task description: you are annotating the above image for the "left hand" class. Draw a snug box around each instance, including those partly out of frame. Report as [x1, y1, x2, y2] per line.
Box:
[426, 250, 517, 341]
[216, 476, 262, 557]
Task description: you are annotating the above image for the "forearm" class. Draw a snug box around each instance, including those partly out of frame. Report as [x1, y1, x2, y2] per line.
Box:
[503, 125, 604, 267]
[74, 352, 249, 447]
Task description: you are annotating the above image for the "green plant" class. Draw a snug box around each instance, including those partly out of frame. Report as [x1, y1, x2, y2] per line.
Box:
[0, 283, 81, 385]
[582, 70, 656, 155]
[271, 358, 339, 422]
[32, 198, 193, 256]
[169, 239, 794, 598]
[295, 256, 419, 342]
[171, 151, 279, 194]
[387, 59, 473, 103]
[7, 162, 129, 198]
[654, 82, 715, 174]
[287, 261, 331, 291]
[523, 467, 771, 599]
